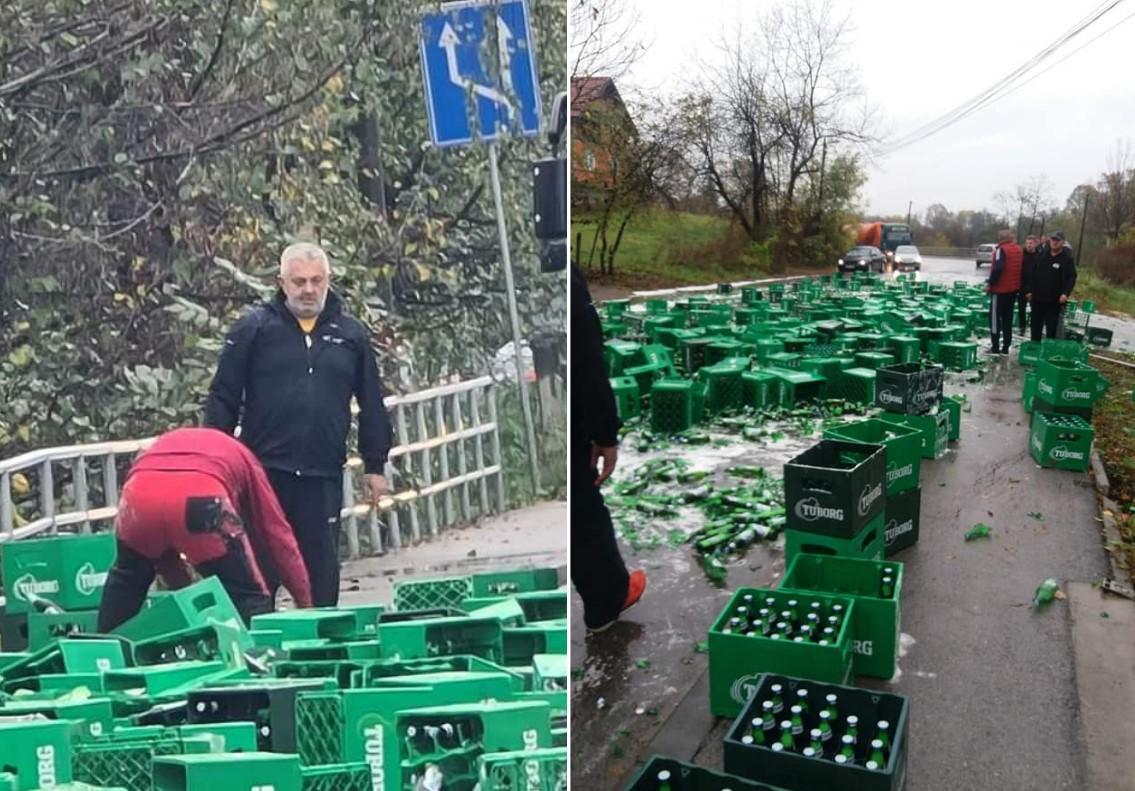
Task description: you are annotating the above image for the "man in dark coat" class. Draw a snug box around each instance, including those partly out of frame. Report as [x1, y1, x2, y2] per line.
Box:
[1023, 231, 1077, 341]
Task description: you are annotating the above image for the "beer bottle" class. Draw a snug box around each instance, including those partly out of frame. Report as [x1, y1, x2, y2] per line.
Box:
[750, 718, 765, 744]
[817, 710, 833, 742]
[802, 747, 818, 759]
[808, 728, 824, 755]
[789, 705, 804, 735]
[824, 693, 839, 718]
[404, 725, 421, 756]
[779, 721, 795, 751]
[786, 599, 800, 622]
[770, 742, 786, 753]
[657, 769, 673, 791]
[794, 688, 810, 716]
[879, 575, 894, 599]
[839, 734, 856, 762]
[844, 715, 859, 744]
[869, 738, 886, 768]
[865, 760, 881, 771]
[834, 754, 851, 766]
[740, 735, 754, 747]
[769, 684, 785, 713]
[875, 720, 892, 752]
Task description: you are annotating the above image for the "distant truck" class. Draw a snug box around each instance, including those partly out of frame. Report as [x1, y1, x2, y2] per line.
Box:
[857, 222, 914, 261]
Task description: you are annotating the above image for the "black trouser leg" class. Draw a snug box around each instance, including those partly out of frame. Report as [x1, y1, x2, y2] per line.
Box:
[267, 470, 343, 607]
[570, 444, 630, 630]
[1047, 304, 1063, 339]
[1030, 302, 1048, 342]
[995, 293, 1016, 353]
[98, 541, 156, 632]
[196, 538, 274, 625]
[1018, 292, 1028, 334]
[1031, 302, 1062, 341]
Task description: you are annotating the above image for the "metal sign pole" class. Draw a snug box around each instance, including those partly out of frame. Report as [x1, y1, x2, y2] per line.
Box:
[487, 140, 541, 494]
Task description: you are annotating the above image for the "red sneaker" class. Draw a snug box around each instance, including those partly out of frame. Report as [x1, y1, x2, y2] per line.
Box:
[588, 569, 647, 633]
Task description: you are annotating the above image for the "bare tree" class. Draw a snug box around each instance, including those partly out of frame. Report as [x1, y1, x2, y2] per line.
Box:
[1097, 139, 1135, 242]
[570, 0, 647, 81]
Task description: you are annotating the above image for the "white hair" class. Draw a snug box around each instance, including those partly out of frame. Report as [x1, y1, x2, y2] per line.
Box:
[279, 242, 330, 277]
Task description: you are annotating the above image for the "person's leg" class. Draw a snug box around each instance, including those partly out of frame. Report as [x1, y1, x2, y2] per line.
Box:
[1018, 291, 1028, 334]
[195, 527, 274, 625]
[988, 294, 1000, 352]
[999, 293, 1017, 353]
[570, 447, 632, 630]
[1045, 304, 1062, 339]
[97, 541, 157, 632]
[269, 471, 342, 607]
[1030, 302, 1045, 342]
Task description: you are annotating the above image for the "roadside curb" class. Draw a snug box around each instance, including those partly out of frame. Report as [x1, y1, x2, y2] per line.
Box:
[1090, 446, 1131, 583]
[1090, 446, 1110, 498]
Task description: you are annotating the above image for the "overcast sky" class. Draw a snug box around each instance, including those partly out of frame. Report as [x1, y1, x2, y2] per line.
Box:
[603, 0, 1135, 219]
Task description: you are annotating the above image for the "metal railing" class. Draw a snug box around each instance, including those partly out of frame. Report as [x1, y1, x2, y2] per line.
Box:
[0, 376, 505, 559]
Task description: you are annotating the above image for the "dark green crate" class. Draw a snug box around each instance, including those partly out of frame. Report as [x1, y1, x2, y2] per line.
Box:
[784, 516, 885, 566]
[784, 441, 886, 538]
[1031, 395, 1092, 421]
[1029, 413, 1093, 471]
[708, 588, 855, 718]
[884, 487, 921, 558]
[609, 376, 642, 420]
[378, 616, 504, 664]
[823, 419, 920, 497]
[0, 720, 76, 789]
[779, 555, 902, 680]
[1038, 338, 1087, 363]
[1022, 370, 1037, 413]
[742, 370, 782, 409]
[699, 364, 745, 414]
[299, 764, 370, 791]
[1018, 340, 1040, 367]
[152, 754, 302, 791]
[723, 674, 910, 791]
[478, 748, 568, 791]
[934, 341, 977, 371]
[853, 351, 895, 370]
[1, 532, 116, 615]
[878, 411, 948, 460]
[942, 395, 966, 442]
[26, 609, 100, 650]
[1087, 326, 1113, 347]
[622, 755, 788, 791]
[651, 379, 697, 434]
[835, 368, 876, 405]
[766, 368, 824, 406]
[874, 363, 944, 414]
[678, 337, 715, 373]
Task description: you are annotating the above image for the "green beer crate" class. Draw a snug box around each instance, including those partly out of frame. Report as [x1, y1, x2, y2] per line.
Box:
[1, 532, 115, 614]
[823, 419, 920, 496]
[753, 339, 785, 364]
[299, 765, 369, 791]
[392, 577, 473, 611]
[378, 615, 504, 664]
[650, 379, 699, 434]
[698, 364, 745, 414]
[1017, 340, 1040, 366]
[783, 440, 886, 538]
[102, 661, 234, 697]
[779, 555, 903, 680]
[0, 638, 128, 686]
[603, 340, 642, 375]
[478, 748, 567, 791]
[942, 395, 967, 442]
[461, 591, 567, 624]
[0, 720, 76, 790]
[250, 611, 359, 642]
[784, 516, 885, 566]
[113, 578, 249, 648]
[934, 341, 977, 371]
[884, 487, 921, 558]
[73, 735, 213, 791]
[609, 376, 642, 420]
[0, 696, 114, 741]
[878, 410, 948, 460]
[152, 754, 302, 791]
[1034, 359, 1107, 408]
[766, 368, 824, 406]
[678, 337, 715, 373]
[623, 756, 788, 791]
[1038, 338, 1087, 363]
[722, 674, 909, 791]
[131, 624, 248, 669]
[708, 587, 855, 718]
[1087, 327, 1113, 347]
[531, 654, 568, 692]
[26, 609, 100, 650]
[1023, 370, 1037, 413]
[1029, 413, 1093, 472]
[741, 370, 782, 409]
[185, 678, 332, 753]
[835, 368, 876, 406]
[853, 351, 895, 370]
[501, 624, 566, 666]
[1031, 395, 1092, 421]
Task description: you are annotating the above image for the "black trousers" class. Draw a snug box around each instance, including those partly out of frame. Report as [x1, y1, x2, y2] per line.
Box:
[989, 292, 1017, 353]
[1017, 291, 1029, 333]
[267, 469, 343, 607]
[98, 540, 272, 633]
[570, 444, 630, 630]
[1030, 302, 1064, 342]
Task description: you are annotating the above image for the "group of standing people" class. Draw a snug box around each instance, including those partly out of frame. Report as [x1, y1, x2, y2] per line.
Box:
[99, 243, 393, 631]
[986, 230, 1078, 354]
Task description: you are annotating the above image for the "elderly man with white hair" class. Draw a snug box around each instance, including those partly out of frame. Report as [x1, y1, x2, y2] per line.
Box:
[205, 242, 393, 607]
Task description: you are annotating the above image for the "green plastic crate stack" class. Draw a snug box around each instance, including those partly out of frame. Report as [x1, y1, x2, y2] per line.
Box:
[723, 674, 909, 791]
[779, 555, 903, 679]
[477, 748, 567, 791]
[708, 587, 856, 718]
[822, 420, 920, 498]
[0, 531, 116, 616]
[396, 701, 553, 791]
[152, 753, 302, 791]
[1032, 358, 1108, 419]
[1029, 413, 1094, 472]
[73, 729, 238, 791]
[781, 440, 887, 565]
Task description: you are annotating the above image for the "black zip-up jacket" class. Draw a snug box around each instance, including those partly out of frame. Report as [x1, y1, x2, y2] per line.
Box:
[571, 265, 620, 452]
[204, 290, 393, 477]
[1023, 246, 1077, 304]
[1020, 247, 1043, 294]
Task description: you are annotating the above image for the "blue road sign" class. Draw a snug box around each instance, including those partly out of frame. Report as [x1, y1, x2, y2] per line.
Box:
[419, 0, 542, 147]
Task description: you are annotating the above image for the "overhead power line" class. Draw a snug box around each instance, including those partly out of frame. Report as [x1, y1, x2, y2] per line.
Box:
[882, 0, 1132, 155]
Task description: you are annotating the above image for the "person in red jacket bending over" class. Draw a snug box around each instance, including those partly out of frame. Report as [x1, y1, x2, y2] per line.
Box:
[97, 427, 313, 632]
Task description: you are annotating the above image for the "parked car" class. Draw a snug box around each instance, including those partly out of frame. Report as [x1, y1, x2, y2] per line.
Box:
[838, 246, 886, 273]
[975, 243, 995, 268]
[893, 245, 922, 272]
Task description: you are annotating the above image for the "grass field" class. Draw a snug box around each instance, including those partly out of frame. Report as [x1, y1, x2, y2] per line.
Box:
[1074, 269, 1135, 317]
[1085, 351, 1135, 586]
[571, 209, 771, 287]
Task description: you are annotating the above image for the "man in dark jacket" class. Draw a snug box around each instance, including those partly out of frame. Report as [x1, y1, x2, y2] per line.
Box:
[1018, 234, 1042, 333]
[205, 243, 393, 607]
[1023, 230, 1077, 341]
[98, 428, 313, 632]
[985, 229, 1023, 355]
[570, 264, 645, 632]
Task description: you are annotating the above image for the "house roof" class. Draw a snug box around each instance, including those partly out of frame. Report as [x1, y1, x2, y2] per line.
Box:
[570, 76, 622, 117]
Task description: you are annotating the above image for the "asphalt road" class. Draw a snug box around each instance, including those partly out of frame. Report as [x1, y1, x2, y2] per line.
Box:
[570, 276, 1117, 790]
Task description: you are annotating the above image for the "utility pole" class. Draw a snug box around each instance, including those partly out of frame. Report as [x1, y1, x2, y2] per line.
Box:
[1077, 193, 1090, 263]
[906, 200, 912, 226]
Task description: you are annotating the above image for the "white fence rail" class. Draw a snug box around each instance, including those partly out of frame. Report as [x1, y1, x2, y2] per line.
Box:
[0, 376, 506, 558]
